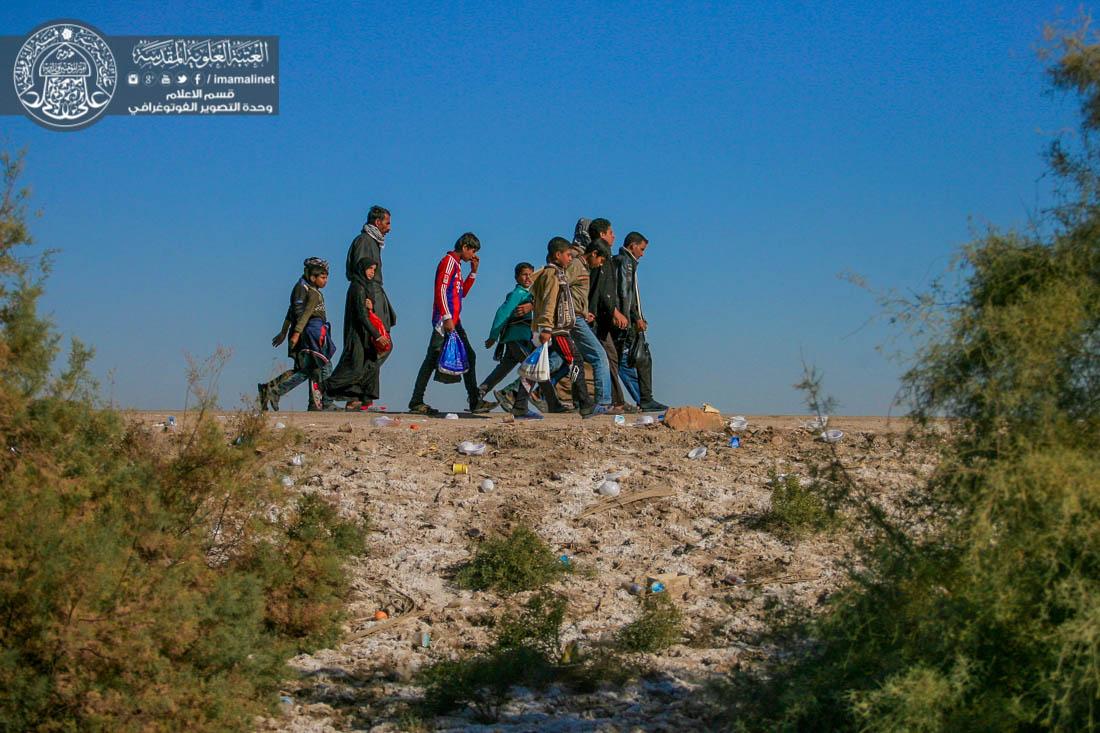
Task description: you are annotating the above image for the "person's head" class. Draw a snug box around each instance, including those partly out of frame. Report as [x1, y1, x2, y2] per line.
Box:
[623, 231, 648, 260]
[453, 232, 481, 261]
[583, 240, 611, 269]
[573, 217, 592, 249]
[359, 257, 379, 281]
[303, 257, 330, 288]
[367, 205, 391, 236]
[547, 236, 573, 268]
[588, 218, 614, 246]
[514, 261, 534, 287]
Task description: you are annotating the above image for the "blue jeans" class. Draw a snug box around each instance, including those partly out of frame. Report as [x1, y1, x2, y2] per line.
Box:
[617, 351, 642, 405]
[571, 320, 612, 405]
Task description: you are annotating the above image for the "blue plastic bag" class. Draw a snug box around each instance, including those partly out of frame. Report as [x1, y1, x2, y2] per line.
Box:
[437, 331, 469, 376]
[518, 342, 550, 383]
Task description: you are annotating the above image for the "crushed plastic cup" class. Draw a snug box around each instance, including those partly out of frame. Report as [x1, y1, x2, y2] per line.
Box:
[649, 581, 666, 594]
[821, 429, 844, 443]
[614, 414, 627, 426]
[289, 454, 304, 466]
[457, 441, 487, 456]
[728, 415, 748, 431]
[371, 416, 395, 427]
[274, 422, 286, 430]
[445, 413, 459, 420]
[280, 475, 294, 487]
[598, 480, 622, 497]
[803, 415, 828, 431]
[480, 478, 495, 493]
[687, 446, 708, 460]
[559, 555, 571, 567]
[728, 436, 741, 448]
[634, 415, 656, 427]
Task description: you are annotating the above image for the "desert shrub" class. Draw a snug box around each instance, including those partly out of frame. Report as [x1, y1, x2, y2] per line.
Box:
[763, 472, 834, 537]
[722, 24, 1100, 732]
[616, 592, 684, 653]
[455, 525, 567, 594]
[0, 149, 365, 732]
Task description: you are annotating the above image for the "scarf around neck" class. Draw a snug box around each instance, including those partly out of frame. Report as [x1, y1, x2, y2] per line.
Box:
[363, 222, 386, 248]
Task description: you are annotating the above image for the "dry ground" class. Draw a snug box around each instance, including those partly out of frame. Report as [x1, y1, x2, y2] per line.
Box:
[135, 410, 936, 732]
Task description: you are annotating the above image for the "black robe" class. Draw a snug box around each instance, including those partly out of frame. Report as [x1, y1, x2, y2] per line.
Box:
[326, 259, 390, 402]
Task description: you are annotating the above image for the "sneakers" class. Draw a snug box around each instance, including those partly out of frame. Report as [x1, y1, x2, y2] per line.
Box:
[512, 410, 544, 420]
[530, 393, 549, 413]
[605, 404, 624, 414]
[615, 403, 639, 413]
[409, 403, 439, 415]
[257, 383, 270, 412]
[638, 400, 669, 412]
[582, 404, 610, 419]
[494, 389, 515, 414]
[471, 399, 497, 414]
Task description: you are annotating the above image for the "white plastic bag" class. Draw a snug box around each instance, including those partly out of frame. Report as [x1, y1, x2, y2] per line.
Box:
[519, 343, 551, 383]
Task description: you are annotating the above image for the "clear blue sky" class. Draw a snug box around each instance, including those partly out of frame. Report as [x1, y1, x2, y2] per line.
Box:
[0, 1, 1080, 414]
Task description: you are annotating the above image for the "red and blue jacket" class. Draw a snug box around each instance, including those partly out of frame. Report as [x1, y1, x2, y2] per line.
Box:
[432, 251, 476, 330]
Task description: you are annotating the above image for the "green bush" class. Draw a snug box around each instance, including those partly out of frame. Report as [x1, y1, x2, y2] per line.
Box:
[0, 149, 365, 732]
[455, 525, 567, 594]
[616, 592, 684, 653]
[763, 472, 834, 538]
[723, 24, 1100, 732]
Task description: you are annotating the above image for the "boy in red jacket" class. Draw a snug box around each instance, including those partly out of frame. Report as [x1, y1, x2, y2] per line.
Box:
[408, 232, 482, 414]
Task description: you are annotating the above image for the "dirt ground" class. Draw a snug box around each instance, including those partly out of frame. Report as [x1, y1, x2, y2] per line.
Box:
[136, 409, 935, 731]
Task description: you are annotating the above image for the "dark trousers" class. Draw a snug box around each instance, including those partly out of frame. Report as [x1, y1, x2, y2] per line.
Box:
[597, 324, 627, 406]
[613, 329, 654, 403]
[480, 340, 535, 393]
[514, 334, 594, 414]
[409, 323, 479, 409]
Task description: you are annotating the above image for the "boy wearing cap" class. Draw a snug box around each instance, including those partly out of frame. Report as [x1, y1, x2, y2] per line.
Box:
[258, 257, 338, 411]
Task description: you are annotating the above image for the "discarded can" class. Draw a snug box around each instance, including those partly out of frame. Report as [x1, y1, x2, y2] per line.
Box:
[166, 415, 176, 427]
[649, 581, 666, 594]
[728, 436, 741, 448]
[420, 631, 431, 648]
[614, 414, 626, 426]
[452, 463, 469, 475]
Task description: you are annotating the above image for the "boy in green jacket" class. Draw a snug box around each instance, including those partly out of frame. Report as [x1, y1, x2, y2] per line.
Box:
[474, 261, 535, 411]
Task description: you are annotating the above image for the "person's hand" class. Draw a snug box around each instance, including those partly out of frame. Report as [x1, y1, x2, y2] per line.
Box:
[443, 318, 455, 332]
[539, 331, 552, 344]
[377, 335, 391, 350]
[470, 254, 480, 273]
[272, 333, 285, 347]
[585, 311, 595, 323]
[612, 308, 629, 330]
[289, 332, 300, 347]
[513, 302, 533, 317]
[635, 319, 647, 332]
[365, 297, 374, 311]
[484, 338, 495, 349]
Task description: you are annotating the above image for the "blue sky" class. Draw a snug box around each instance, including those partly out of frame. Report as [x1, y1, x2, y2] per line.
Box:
[0, 1, 1080, 413]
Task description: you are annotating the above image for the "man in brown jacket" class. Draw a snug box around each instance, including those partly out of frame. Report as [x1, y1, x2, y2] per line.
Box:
[511, 237, 599, 419]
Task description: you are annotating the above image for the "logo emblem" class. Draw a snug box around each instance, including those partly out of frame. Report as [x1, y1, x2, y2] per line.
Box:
[13, 21, 117, 130]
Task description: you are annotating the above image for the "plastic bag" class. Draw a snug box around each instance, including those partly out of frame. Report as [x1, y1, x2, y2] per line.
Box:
[519, 343, 551, 383]
[368, 311, 392, 355]
[437, 331, 468, 376]
[626, 330, 651, 369]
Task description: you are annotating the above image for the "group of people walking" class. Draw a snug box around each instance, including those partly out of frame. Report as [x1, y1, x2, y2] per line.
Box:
[255, 207, 668, 418]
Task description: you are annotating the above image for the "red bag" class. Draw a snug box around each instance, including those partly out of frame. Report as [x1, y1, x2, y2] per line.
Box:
[368, 311, 392, 355]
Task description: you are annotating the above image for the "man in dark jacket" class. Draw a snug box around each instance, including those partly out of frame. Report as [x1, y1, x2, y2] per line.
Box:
[345, 205, 396, 333]
[612, 231, 667, 412]
[587, 218, 634, 411]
